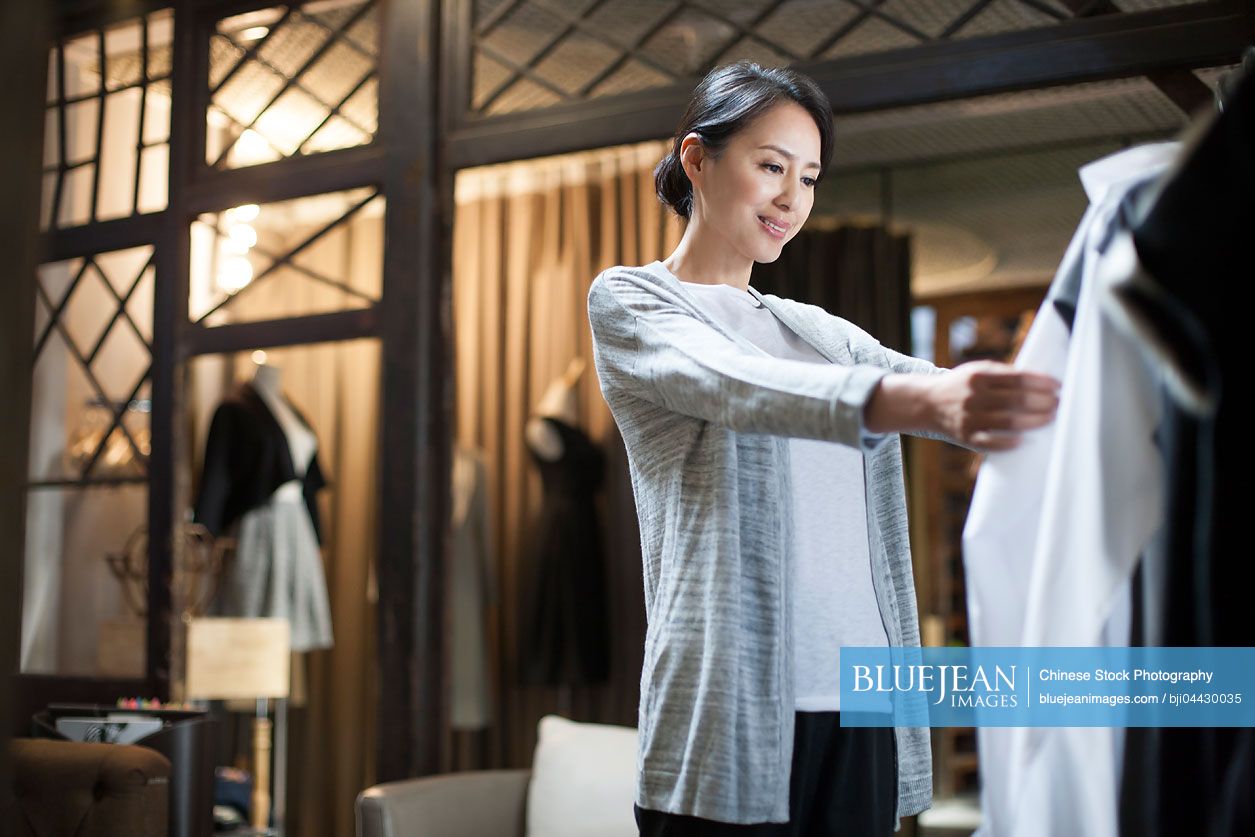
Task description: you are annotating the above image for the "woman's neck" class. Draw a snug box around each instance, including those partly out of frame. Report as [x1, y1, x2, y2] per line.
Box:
[665, 224, 753, 290]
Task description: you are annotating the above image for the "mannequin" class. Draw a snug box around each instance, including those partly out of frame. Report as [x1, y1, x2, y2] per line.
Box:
[251, 362, 317, 485]
[517, 356, 610, 699]
[524, 356, 584, 460]
[194, 359, 334, 655]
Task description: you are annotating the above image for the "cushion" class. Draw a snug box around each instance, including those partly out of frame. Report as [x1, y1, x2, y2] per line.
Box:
[524, 714, 638, 837]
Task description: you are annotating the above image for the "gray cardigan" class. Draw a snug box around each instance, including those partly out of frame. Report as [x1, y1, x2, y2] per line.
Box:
[587, 260, 966, 829]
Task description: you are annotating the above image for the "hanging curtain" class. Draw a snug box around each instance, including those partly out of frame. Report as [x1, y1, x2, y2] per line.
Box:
[452, 140, 681, 771]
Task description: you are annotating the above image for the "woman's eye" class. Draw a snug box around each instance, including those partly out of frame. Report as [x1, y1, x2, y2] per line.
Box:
[764, 163, 816, 187]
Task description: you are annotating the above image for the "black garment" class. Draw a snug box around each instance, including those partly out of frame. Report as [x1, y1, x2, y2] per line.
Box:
[634, 712, 896, 836]
[518, 416, 609, 686]
[193, 382, 328, 544]
[1117, 67, 1253, 837]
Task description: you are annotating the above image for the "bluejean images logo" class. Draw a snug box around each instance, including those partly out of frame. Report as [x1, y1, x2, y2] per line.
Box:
[851, 660, 1019, 708]
[838, 646, 1255, 728]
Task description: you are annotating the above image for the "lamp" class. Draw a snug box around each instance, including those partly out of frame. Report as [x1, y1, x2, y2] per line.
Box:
[185, 617, 290, 834]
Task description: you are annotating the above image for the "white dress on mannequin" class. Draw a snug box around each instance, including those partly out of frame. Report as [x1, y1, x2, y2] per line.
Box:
[216, 367, 334, 653]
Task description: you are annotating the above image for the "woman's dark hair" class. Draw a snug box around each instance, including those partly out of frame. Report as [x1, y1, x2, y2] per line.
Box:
[654, 60, 835, 220]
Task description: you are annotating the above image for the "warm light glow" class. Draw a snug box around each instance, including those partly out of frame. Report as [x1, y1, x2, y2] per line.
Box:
[252, 350, 268, 365]
[233, 130, 271, 164]
[228, 203, 260, 223]
[229, 223, 258, 249]
[223, 236, 250, 256]
[240, 26, 270, 41]
[217, 256, 254, 293]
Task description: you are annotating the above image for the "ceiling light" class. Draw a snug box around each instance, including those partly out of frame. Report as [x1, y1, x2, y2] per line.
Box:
[229, 223, 258, 249]
[228, 203, 260, 223]
[217, 256, 254, 293]
[233, 130, 271, 164]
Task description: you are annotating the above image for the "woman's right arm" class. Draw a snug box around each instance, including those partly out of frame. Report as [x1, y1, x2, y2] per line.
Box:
[588, 269, 893, 451]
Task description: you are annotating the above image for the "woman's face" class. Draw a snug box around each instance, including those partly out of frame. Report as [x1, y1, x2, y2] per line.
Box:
[682, 101, 821, 263]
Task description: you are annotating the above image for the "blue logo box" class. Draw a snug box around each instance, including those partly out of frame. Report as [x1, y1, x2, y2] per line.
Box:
[838, 646, 1255, 727]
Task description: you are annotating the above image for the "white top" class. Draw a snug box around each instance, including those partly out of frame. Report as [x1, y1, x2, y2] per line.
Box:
[678, 279, 889, 711]
[251, 377, 318, 502]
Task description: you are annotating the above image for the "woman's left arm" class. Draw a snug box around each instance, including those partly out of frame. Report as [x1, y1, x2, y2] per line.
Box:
[812, 304, 1057, 452]
[831, 313, 981, 451]
[873, 343, 980, 449]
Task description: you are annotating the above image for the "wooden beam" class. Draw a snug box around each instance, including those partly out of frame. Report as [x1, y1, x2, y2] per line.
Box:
[375, 0, 449, 783]
[183, 144, 387, 216]
[54, 0, 168, 39]
[1, 0, 54, 799]
[446, 0, 1254, 168]
[182, 308, 381, 357]
[40, 213, 165, 263]
[1056, 0, 1217, 116]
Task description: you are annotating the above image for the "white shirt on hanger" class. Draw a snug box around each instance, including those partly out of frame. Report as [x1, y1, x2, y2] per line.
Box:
[962, 142, 1179, 837]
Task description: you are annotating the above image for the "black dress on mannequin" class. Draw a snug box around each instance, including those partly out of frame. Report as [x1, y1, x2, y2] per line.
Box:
[518, 416, 610, 687]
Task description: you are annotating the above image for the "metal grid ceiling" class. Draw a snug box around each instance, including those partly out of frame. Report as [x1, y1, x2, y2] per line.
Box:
[207, 1, 380, 168]
[814, 66, 1236, 296]
[469, 0, 1208, 116]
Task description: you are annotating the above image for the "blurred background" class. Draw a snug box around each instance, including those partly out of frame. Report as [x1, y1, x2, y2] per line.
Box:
[2, 2, 1250, 836]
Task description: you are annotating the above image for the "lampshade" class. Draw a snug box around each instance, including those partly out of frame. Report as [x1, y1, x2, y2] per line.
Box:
[185, 617, 290, 700]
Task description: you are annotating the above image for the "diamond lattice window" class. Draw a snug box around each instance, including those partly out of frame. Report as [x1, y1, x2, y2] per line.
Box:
[189, 187, 384, 325]
[206, 0, 380, 169]
[31, 246, 155, 485]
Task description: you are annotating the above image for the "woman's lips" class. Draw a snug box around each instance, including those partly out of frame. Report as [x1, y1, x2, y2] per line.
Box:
[758, 216, 787, 239]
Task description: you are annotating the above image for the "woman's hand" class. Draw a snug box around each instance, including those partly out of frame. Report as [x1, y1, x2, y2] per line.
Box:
[926, 360, 1061, 450]
[866, 361, 1061, 451]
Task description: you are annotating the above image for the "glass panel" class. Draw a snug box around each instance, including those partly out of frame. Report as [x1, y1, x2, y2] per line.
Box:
[136, 144, 169, 214]
[43, 108, 59, 169]
[64, 32, 101, 97]
[57, 164, 95, 230]
[207, 1, 380, 169]
[64, 99, 99, 166]
[98, 89, 142, 221]
[30, 247, 155, 484]
[21, 484, 149, 677]
[39, 9, 173, 231]
[189, 188, 384, 325]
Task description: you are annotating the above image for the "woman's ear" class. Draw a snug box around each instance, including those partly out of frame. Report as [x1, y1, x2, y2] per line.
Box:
[679, 132, 705, 185]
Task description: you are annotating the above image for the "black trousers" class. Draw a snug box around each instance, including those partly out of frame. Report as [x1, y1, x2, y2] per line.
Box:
[634, 711, 896, 836]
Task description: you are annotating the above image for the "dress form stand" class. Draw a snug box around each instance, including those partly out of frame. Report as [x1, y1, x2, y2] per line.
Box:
[247, 358, 302, 835]
[445, 445, 496, 771]
[522, 356, 602, 715]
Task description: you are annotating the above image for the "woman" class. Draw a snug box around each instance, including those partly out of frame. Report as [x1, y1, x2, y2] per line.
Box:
[586, 61, 1059, 836]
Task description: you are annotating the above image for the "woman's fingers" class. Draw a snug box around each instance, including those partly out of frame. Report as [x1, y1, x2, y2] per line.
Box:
[938, 361, 1063, 446]
[972, 367, 1061, 394]
[968, 387, 1060, 414]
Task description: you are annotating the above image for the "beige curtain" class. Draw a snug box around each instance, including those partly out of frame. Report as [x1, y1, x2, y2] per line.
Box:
[264, 336, 380, 837]
[451, 140, 683, 771]
[185, 207, 381, 837]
